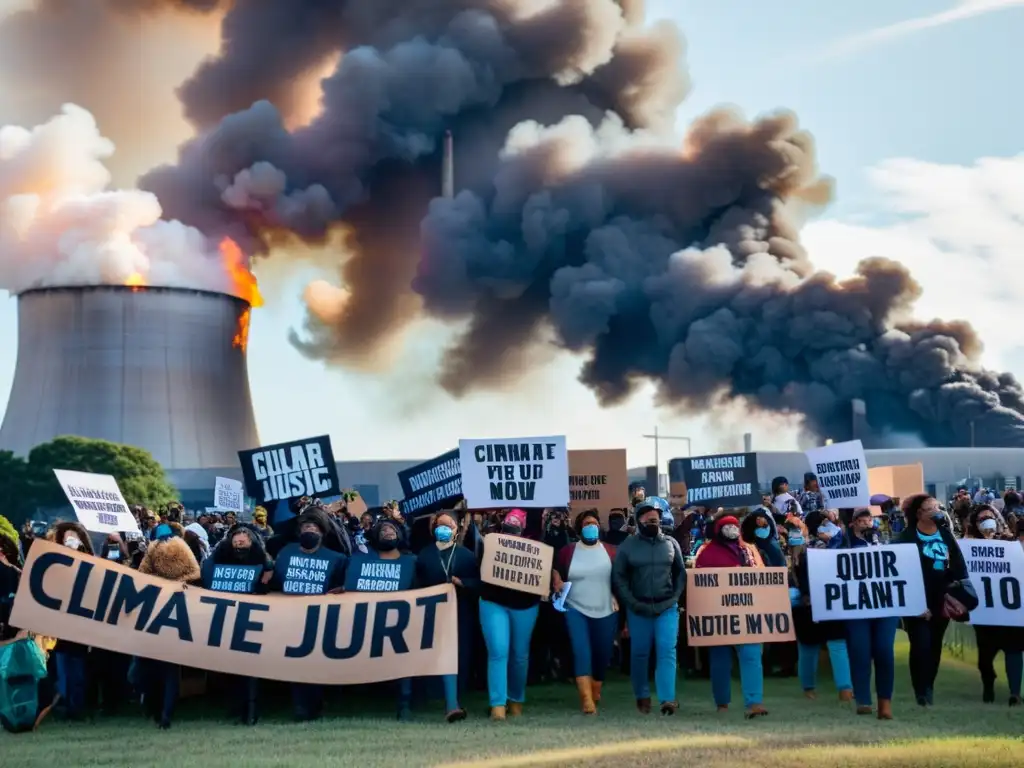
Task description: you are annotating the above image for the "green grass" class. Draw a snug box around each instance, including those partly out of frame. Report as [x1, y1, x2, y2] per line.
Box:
[2, 639, 1021, 767]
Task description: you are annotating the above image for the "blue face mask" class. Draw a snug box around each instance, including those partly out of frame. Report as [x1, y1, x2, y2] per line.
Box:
[581, 524, 600, 543]
[872, 517, 881, 529]
[434, 525, 454, 543]
[754, 527, 771, 539]
[789, 587, 802, 606]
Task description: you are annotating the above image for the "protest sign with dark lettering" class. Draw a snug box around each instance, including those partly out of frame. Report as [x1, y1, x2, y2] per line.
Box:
[459, 436, 568, 509]
[804, 440, 871, 508]
[958, 539, 1024, 627]
[346, 554, 416, 593]
[807, 544, 927, 620]
[480, 533, 554, 597]
[567, 450, 628, 518]
[671, 453, 760, 509]
[214, 476, 244, 513]
[53, 469, 140, 535]
[398, 449, 462, 519]
[239, 435, 340, 504]
[686, 567, 794, 646]
[11, 540, 457, 685]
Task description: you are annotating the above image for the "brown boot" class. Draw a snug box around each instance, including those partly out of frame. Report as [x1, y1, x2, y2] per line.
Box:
[576, 676, 596, 715]
[636, 697, 652, 714]
[877, 699, 893, 720]
[507, 702, 523, 717]
[856, 705, 873, 715]
[660, 701, 679, 716]
[490, 705, 506, 721]
[591, 680, 603, 703]
[744, 704, 769, 719]
[839, 689, 854, 702]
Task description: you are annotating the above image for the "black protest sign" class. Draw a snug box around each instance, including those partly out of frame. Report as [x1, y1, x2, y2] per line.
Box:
[345, 554, 417, 593]
[209, 565, 261, 594]
[673, 452, 759, 508]
[239, 435, 340, 503]
[398, 449, 462, 519]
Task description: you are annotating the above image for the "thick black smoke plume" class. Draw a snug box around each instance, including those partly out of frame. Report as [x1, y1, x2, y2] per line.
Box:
[127, 0, 1024, 447]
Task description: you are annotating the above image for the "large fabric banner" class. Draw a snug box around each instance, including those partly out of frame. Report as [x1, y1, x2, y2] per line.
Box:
[11, 540, 457, 685]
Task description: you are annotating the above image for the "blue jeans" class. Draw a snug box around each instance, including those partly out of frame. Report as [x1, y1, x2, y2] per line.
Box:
[442, 674, 460, 712]
[710, 644, 763, 708]
[55, 651, 87, 717]
[627, 608, 679, 703]
[798, 639, 852, 692]
[479, 599, 539, 707]
[845, 617, 898, 707]
[565, 608, 618, 681]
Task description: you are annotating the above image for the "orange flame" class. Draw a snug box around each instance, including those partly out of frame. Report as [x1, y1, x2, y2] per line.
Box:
[220, 238, 263, 352]
[124, 272, 146, 292]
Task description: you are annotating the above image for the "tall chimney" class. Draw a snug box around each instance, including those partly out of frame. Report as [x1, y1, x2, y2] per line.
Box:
[851, 398, 867, 441]
[442, 129, 454, 199]
[743, 432, 752, 452]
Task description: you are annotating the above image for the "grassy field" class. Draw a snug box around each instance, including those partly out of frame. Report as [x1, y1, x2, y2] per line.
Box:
[2, 639, 1021, 767]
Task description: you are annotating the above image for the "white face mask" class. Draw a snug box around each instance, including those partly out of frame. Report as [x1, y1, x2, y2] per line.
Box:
[721, 525, 740, 540]
[64, 535, 82, 550]
[979, 519, 998, 535]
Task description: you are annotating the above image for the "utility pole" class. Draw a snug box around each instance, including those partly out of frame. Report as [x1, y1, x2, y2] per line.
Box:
[970, 419, 976, 449]
[641, 427, 692, 496]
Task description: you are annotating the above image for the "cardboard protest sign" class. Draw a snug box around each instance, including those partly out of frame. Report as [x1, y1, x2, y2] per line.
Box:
[807, 544, 927, 620]
[685, 567, 794, 646]
[214, 476, 244, 513]
[345, 554, 417, 593]
[959, 539, 1024, 627]
[567, 449, 629, 517]
[459, 436, 569, 509]
[804, 440, 871, 508]
[239, 435, 340, 504]
[53, 469, 140, 535]
[868, 464, 924, 500]
[398, 449, 462, 519]
[480, 533, 554, 597]
[672, 453, 760, 509]
[11, 539, 457, 685]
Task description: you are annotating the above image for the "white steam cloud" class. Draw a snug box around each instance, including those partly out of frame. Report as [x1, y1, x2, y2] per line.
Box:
[0, 104, 252, 299]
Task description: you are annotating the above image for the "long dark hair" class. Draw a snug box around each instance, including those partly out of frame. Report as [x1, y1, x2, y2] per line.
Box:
[901, 494, 933, 527]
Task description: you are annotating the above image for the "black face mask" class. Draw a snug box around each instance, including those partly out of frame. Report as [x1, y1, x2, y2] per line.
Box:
[234, 547, 251, 560]
[641, 522, 660, 538]
[299, 531, 322, 550]
[377, 539, 398, 552]
[501, 524, 522, 536]
[609, 518, 625, 531]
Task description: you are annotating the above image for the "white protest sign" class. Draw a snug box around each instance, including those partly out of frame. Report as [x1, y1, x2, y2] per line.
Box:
[459, 436, 569, 509]
[807, 544, 927, 620]
[959, 539, 1024, 627]
[214, 476, 244, 513]
[53, 469, 140, 535]
[804, 439, 871, 508]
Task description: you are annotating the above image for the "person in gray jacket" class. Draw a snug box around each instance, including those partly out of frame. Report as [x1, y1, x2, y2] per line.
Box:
[612, 497, 686, 715]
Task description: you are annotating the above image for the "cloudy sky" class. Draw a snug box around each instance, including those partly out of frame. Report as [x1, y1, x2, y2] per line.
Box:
[0, 0, 1021, 472]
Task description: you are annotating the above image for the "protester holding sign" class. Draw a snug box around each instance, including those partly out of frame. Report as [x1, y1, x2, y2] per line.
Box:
[612, 498, 685, 716]
[963, 506, 1024, 706]
[694, 515, 768, 718]
[552, 509, 618, 715]
[49, 522, 94, 721]
[415, 511, 479, 722]
[137, 524, 202, 728]
[898, 494, 975, 707]
[478, 509, 546, 721]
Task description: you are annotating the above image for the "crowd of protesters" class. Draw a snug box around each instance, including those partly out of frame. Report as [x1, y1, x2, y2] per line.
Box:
[1, 475, 1023, 731]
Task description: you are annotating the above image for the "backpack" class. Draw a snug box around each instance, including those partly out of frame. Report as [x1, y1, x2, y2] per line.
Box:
[0, 636, 49, 733]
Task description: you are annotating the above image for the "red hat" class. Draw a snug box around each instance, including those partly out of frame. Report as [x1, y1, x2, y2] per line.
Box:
[715, 515, 740, 532]
[503, 509, 527, 528]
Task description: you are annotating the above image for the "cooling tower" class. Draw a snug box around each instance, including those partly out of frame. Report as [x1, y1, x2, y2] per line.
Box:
[0, 286, 260, 469]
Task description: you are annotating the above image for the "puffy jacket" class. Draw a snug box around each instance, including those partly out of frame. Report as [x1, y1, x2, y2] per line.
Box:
[612, 532, 685, 617]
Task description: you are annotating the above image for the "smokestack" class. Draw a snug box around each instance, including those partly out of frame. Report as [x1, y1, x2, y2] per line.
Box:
[441, 129, 454, 199]
[851, 398, 867, 441]
[0, 286, 260, 469]
[743, 433, 752, 452]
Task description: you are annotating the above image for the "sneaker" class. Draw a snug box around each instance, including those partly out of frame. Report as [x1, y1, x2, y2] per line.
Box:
[660, 701, 679, 716]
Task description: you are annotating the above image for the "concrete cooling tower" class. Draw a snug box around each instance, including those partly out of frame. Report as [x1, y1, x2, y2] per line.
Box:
[0, 285, 260, 469]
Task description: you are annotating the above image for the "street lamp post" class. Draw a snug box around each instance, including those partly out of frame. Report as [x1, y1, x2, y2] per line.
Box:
[641, 426, 692, 496]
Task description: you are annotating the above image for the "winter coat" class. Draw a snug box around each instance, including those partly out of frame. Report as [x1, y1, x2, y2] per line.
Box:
[139, 536, 202, 584]
[612, 531, 685, 617]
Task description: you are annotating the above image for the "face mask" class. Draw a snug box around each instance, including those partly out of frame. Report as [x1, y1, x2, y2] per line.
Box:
[106, 549, 121, 560]
[581, 524, 600, 543]
[979, 519, 998, 533]
[931, 511, 946, 521]
[64, 536, 82, 550]
[299, 531, 322, 550]
[721, 525, 740, 540]
[754, 527, 770, 540]
[434, 525, 454, 543]
[234, 546, 251, 560]
[641, 522, 660, 538]
[609, 518, 625, 531]
[501, 524, 522, 536]
[377, 539, 398, 552]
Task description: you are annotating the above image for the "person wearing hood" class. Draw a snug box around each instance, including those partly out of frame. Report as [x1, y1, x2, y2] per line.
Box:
[694, 515, 768, 718]
[844, 507, 898, 718]
[48, 522, 94, 720]
[741, 510, 784, 568]
[771, 477, 802, 519]
[612, 497, 685, 715]
[271, 506, 348, 721]
[965, 505, 1023, 706]
[552, 509, 618, 715]
[415, 510, 478, 722]
[252, 507, 274, 539]
[184, 522, 210, 563]
[790, 512, 854, 704]
[797, 473, 830, 516]
[899, 494, 972, 707]
[201, 523, 274, 724]
[478, 509, 545, 721]
[136, 523, 201, 728]
[605, 509, 630, 547]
